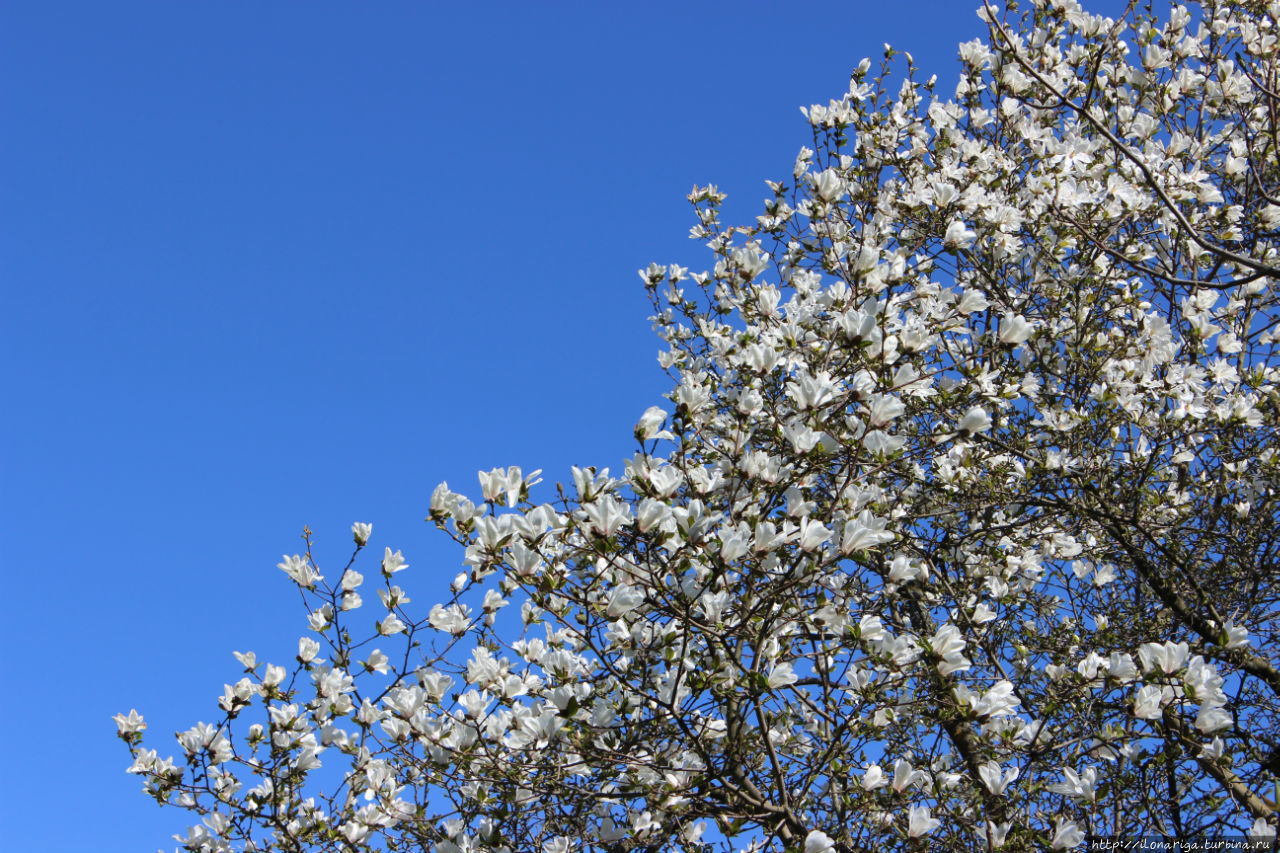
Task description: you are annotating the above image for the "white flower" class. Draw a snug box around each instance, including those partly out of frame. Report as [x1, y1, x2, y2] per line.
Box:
[378, 614, 407, 636]
[1195, 702, 1232, 733]
[957, 288, 989, 313]
[978, 760, 1019, 795]
[861, 764, 887, 790]
[1138, 641, 1189, 674]
[998, 313, 1034, 345]
[944, 219, 977, 249]
[278, 554, 321, 588]
[767, 661, 799, 689]
[1050, 766, 1097, 803]
[970, 681, 1020, 717]
[477, 466, 532, 507]
[1133, 684, 1165, 719]
[1222, 620, 1249, 648]
[363, 649, 390, 674]
[984, 821, 1012, 849]
[381, 548, 408, 576]
[297, 637, 320, 663]
[428, 603, 472, 635]
[113, 709, 146, 736]
[543, 836, 573, 853]
[908, 804, 941, 838]
[957, 406, 993, 436]
[804, 830, 835, 853]
[892, 759, 925, 792]
[1052, 818, 1084, 850]
[605, 585, 645, 619]
[341, 822, 372, 844]
[635, 406, 673, 441]
[351, 522, 372, 546]
[841, 510, 894, 553]
[812, 168, 845, 202]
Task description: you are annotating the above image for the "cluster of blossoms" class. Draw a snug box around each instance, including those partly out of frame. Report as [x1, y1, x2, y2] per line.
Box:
[119, 1, 1280, 850]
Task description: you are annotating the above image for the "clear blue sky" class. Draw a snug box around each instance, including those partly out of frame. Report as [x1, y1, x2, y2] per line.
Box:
[0, 2, 1074, 849]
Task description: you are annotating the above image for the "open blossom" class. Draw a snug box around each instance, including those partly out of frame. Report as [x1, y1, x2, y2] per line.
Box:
[1050, 767, 1098, 803]
[944, 219, 976, 249]
[113, 709, 146, 736]
[804, 830, 835, 853]
[907, 804, 940, 838]
[297, 637, 320, 663]
[378, 613, 407, 636]
[635, 406, 673, 442]
[956, 406, 992, 436]
[428, 603, 471, 635]
[767, 661, 799, 690]
[812, 168, 845, 202]
[998, 313, 1033, 345]
[1138, 641, 1189, 674]
[978, 760, 1018, 795]
[861, 764, 887, 790]
[278, 554, 321, 588]
[1052, 818, 1085, 850]
[381, 547, 408, 576]
[351, 522, 372, 546]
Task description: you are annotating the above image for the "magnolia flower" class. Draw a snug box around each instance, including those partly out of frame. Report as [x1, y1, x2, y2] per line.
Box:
[428, 603, 472, 635]
[582, 495, 633, 537]
[381, 547, 408, 576]
[892, 759, 925, 792]
[861, 764, 887, 790]
[970, 681, 1019, 718]
[944, 219, 977, 249]
[957, 288, 990, 313]
[1050, 766, 1097, 803]
[351, 522, 372, 546]
[113, 709, 146, 736]
[278, 554, 321, 588]
[767, 661, 799, 689]
[1052, 818, 1085, 850]
[297, 637, 320, 663]
[363, 649, 390, 674]
[1133, 684, 1165, 719]
[478, 465, 534, 507]
[378, 614, 407, 636]
[340, 822, 372, 845]
[957, 406, 992, 436]
[812, 168, 845, 202]
[984, 821, 1012, 849]
[1138, 641, 1189, 674]
[605, 585, 645, 619]
[804, 830, 835, 853]
[797, 518, 832, 552]
[1195, 703, 1232, 733]
[543, 837, 573, 853]
[841, 510, 894, 553]
[908, 804, 941, 838]
[978, 760, 1019, 795]
[1221, 620, 1250, 648]
[998, 313, 1034, 345]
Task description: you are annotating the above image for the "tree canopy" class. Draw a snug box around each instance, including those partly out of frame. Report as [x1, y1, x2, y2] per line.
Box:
[119, 1, 1280, 850]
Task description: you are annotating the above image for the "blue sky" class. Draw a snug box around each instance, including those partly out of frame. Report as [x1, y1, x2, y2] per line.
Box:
[2, 2, 1035, 849]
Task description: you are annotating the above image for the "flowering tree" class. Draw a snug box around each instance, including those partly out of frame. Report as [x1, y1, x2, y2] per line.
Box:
[118, 1, 1280, 850]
